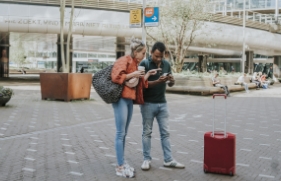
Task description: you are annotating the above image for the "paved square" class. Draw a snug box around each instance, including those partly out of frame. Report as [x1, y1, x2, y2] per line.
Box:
[0, 79, 281, 181]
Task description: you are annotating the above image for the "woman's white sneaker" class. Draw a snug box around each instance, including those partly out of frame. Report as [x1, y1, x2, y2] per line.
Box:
[116, 166, 135, 178]
[141, 160, 151, 170]
[163, 160, 185, 168]
[124, 163, 135, 172]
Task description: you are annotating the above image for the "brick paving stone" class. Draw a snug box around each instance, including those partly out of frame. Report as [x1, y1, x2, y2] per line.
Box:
[0, 79, 281, 180]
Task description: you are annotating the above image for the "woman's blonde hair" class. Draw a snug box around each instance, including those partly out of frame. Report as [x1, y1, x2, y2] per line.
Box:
[130, 37, 145, 57]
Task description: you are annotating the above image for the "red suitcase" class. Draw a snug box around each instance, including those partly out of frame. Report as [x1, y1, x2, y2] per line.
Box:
[203, 94, 236, 176]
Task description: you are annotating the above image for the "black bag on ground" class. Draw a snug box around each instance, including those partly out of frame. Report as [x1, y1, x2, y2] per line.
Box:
[92, 65, 123, 103]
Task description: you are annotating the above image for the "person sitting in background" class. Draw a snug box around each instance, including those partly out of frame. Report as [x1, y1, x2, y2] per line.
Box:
[236, 73, 249, 93]
[251, 72, 261, 90]
[212, 73, 230, 96]
[260, 73, 270, 88]
[219, 67, 226, 75]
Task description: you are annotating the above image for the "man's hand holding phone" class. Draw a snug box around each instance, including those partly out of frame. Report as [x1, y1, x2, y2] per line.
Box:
[162, 72, 175, 86]
[158, 76, 169, 83]
[162, 72, 171, 76]
[167, 75, 175, 85]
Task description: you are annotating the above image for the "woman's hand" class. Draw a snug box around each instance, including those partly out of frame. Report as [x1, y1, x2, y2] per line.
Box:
[147, 68, 161, 76]
[126, 70, 145, 80]
[132, 70, 145, 78]
[143, 68, 161, 81]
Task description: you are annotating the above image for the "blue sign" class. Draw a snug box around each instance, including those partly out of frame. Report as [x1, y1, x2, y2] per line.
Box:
[144, 7, 159, 27]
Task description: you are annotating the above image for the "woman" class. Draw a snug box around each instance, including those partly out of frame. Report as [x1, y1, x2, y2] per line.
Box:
[111, 38, 158, 178]
[260, 73, 270, 88]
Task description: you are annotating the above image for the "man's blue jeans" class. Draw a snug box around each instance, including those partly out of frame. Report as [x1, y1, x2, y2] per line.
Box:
[112, 98, 133, 166]
[140, 102, 173, 163]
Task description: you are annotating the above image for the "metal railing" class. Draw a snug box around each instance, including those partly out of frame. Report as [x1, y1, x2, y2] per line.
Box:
[211, 0, 281, 11]
[230, 10, 281, 24]
[210, 0, 281, 24]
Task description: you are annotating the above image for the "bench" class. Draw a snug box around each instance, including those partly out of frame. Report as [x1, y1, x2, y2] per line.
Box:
[166, 76, 257, 95]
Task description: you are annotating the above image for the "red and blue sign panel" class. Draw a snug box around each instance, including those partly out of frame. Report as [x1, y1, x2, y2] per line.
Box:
[144, 7, 159, 27]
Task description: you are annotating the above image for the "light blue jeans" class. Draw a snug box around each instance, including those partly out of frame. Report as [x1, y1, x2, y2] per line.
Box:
[112, 98, 133, 166]
[140, 102, 173, 163]
[241, 82, 249, 91]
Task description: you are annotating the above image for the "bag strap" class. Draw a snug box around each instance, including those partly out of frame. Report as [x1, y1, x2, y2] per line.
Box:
[144, 59, 150, 71]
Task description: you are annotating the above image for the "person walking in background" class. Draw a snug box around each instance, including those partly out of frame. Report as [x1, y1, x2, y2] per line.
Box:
[269, 66, 273, 78]
[0, 49, 9, 77]
[139, 42, 185, 171]
[237, 73, 249, 93]
[230, 65, 235, 73]
[111, 37, 158, 178]
[212, 73, 230, 96]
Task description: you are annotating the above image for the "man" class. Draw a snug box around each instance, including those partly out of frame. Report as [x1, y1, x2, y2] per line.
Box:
[212, 73, 230, 96]
[236, 73, 249, 93]
[139, 42, 185, 170]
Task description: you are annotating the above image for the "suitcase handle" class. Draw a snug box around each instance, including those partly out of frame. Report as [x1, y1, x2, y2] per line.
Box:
[213, 94, 227, 99]
[213, 94, 227, 138]
[211, 131, 228, 138]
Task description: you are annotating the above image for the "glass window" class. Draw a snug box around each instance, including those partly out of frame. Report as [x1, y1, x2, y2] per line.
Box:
[88, 53, 97, 58]
[51, 52, 57, 57]
[28, 51, 35, 57]
[108, 55, 116, 58]
[98, 54, 107, 58]
[78, 53, 87, 58]
[43, 52, 49, 58]
[37, 52, 43, 57]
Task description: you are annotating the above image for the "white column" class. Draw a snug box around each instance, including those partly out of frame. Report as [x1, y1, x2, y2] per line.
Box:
[242, 0, 246, 73]
[224, 0, 227, 15]
[275, 0, 279, 22]
[142, 0, 146, 44]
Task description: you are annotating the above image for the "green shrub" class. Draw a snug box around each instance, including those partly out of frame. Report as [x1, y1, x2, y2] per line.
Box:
[0, 87, 14, 97]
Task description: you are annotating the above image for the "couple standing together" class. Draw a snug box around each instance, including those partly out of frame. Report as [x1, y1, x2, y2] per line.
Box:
[111, 38, 185, 178]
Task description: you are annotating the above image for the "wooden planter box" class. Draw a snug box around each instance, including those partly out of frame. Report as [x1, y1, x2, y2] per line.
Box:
[40, 73, 92, 102]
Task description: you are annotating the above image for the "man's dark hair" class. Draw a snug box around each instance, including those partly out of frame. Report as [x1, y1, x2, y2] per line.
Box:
[151, 42, 166, 53]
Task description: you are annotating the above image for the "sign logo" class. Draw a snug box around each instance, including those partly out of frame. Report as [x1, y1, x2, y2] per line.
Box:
[145, 8, 154, 17]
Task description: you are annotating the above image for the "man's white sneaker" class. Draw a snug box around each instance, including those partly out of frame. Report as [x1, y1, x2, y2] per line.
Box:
[163, 160, 185, 168]
[116, 166, 135, 178]
[141, 160, 151, 170]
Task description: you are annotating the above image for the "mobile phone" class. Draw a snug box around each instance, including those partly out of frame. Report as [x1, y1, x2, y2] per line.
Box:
[163, 72, 171, 76]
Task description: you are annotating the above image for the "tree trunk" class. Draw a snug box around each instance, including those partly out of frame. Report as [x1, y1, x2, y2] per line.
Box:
[60, 0, 66, 72]
[66, 0, 74, 73]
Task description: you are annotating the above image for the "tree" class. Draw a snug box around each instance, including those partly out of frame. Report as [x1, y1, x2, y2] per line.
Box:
[59, 0, 75, 73]
[10, 39, 27, 68]
[59, 0, 89, 73]
[146, 0, 213, 73]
